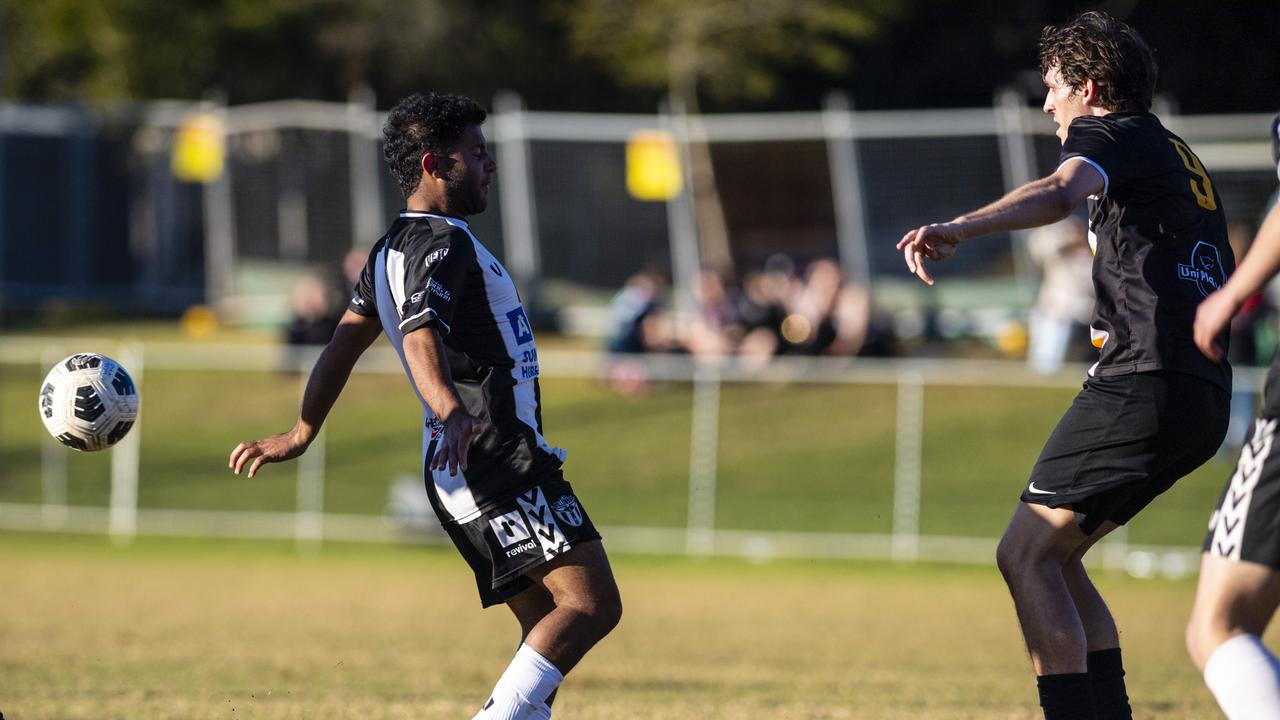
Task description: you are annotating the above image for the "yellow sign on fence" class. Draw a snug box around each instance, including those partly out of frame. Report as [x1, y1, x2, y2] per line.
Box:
[626, 130, 682, 201]
[171, 113, 225, 184]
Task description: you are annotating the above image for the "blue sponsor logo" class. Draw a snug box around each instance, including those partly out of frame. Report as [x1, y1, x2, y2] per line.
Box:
[507, 307, 533, 345]
[1177, 241, 1225, 296]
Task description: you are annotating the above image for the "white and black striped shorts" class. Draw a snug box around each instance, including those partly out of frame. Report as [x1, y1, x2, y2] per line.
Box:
[1204, 416, 1280, 567]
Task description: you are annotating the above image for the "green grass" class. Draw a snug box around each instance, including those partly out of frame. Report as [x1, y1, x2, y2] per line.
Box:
[0, 531, 1260, 719]
[2, 347, 1237, 546]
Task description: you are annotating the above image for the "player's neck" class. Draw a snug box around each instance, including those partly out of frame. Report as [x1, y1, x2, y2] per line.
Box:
[405, 193, 466, 220]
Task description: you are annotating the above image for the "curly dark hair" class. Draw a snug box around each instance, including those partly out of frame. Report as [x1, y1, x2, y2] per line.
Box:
[1038, 11, 1157, 113]
[382, 92, 488, 199]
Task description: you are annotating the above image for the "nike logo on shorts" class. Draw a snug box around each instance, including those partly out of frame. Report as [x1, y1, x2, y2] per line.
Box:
[1027, 482, 1056, 495]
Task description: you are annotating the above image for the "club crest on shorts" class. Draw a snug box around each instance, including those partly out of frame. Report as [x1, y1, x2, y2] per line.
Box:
[552, 494, 584, 527]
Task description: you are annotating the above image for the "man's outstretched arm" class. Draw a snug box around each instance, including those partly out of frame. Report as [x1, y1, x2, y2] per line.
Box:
[229, 310, 383, 478]
[897, 158, 1104, 285]
[1195, 201, 1280, 361]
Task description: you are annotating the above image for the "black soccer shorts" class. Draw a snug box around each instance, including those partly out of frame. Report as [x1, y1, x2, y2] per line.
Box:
[1022, 370, 1229, 535]
[1204, 416, 1280, 568]
[442, 477, 602, 607]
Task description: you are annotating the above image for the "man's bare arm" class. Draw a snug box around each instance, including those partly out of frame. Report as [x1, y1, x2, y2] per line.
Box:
[897, 159, 1104, 285]
[402, 326, 486, 476]
[1195, 201, 1280, 361]
[229, 310, 382, 478]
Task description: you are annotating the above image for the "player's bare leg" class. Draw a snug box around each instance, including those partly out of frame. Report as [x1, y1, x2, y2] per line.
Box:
[1061, 521, 1121, 653]
[1186, 554, 1280, 718]
[998, 502, 1094, 674]
[522, 539, 622, 672]
[998, 502, 1108, 719]
[476, 541, 621, 719]
[1061, 520, 1132, 719]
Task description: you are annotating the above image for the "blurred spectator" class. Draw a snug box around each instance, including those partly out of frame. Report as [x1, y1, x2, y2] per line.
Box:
[605, 271, 674, 355]
[686, 267, 744, 359]
[1026, 216, 1094, 374]
[284, 274, 343, 347]
[604, 271, 678, 394]
[736, 254, 796, 362]
[282, 248, 366, 369]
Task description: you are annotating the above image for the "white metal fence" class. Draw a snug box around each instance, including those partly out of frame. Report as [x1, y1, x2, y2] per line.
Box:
[2, 97, 1275, 326]
[1, 336, 1261, 576]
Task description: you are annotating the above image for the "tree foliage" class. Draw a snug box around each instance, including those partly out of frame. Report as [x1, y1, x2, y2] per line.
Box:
[558, 0, 896, 109]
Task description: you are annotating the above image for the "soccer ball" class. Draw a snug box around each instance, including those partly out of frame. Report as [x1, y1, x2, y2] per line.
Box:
[38, 353, 140, 452]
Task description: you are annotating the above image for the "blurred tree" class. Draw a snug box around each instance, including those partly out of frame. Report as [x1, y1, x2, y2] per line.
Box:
[557, 0, 897, 272]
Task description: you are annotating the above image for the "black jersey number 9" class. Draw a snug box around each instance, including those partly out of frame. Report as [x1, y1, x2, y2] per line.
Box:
[1168, 138, 1218, 211]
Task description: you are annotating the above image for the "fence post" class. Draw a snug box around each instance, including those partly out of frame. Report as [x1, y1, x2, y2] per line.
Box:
[823, 92, 873, 289]
[347, 85, 383, 248]
[493, 91, 542, 293]
[109, 342, 144, 546]
[203, 98, 237, 314]
[661, 98, 702, 317]
[994, 88, 1040, 305]
[686, 366, 721, 555]
[295, 352, 325, 550]
[892, 372, 925, 561]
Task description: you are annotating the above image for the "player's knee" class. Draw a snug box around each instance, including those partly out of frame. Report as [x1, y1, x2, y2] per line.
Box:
[594, 592, 623, 637]
[1185, 618, 1211, 672]
[585, 581, 622, 637]
[996, 533, 1029, 580]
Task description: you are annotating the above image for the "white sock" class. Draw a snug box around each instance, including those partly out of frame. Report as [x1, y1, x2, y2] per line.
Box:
[473, 644, 564, 720]
[1204, 633, 1280, 720]
[529, 702, 552, 720]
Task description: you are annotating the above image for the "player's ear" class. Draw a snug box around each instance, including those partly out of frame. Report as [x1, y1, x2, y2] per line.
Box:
[1081, 78, 1101, 108]
[421, 152, 438, 178]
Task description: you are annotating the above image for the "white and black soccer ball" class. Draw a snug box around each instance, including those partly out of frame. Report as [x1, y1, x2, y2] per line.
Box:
[38, 353, 140, 452]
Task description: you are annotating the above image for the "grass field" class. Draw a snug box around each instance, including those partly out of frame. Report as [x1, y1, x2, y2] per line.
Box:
[0, 531, 1261, 719]
[0, 325, 1260, 718]
[0, 350, 1240, 548]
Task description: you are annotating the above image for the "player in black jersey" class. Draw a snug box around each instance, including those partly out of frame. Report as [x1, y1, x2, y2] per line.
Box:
[228, 92, 621, 720]
[898, 13, 1232, 720]
[1185, 114, 1280, 719]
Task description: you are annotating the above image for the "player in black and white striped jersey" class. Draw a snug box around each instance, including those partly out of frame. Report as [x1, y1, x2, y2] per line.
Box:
[229, 92, 620, 720]
[1186, 113, 1280, 719]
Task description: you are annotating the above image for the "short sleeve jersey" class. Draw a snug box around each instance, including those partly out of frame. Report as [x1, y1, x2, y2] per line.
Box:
[1058, 112, 1234, 390]
[349, 211, 565, 525]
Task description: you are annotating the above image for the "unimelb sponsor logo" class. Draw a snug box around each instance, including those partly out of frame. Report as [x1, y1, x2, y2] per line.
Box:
[1178, 241, 1225, 296]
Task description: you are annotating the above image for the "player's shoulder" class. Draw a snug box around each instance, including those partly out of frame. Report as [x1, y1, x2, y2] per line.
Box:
[396, 214, 476, 256]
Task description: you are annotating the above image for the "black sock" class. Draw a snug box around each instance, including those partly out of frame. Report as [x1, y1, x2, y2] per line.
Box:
[1087, 648, 1132, 720]
[1037, 672, 1097, 720]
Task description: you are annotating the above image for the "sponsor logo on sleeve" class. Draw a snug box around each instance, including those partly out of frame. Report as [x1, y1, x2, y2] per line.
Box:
[425, 247, 449, 268]
[409, 290, 425, 304]
[428, 278, 452, 302]
[506, 307, 534, 345]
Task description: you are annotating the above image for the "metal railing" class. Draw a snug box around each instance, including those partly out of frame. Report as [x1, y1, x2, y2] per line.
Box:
[1, 335, 1260, 576]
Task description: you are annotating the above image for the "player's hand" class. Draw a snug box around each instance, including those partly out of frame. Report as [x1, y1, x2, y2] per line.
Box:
[897, 222, 964, 285]
[228, 432, 309, 479]
[1194, 287, 1241, 362]
[431, 409, 486, 476]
